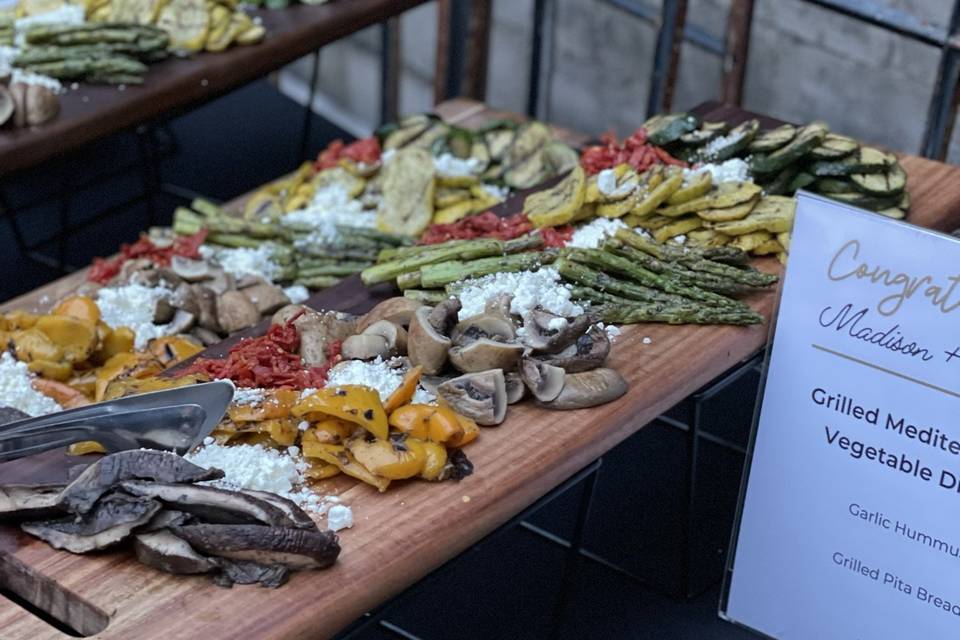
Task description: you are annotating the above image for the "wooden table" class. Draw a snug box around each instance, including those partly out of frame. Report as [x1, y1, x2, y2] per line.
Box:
[1, 100, 959, 639]
[0, 0, 429, 178]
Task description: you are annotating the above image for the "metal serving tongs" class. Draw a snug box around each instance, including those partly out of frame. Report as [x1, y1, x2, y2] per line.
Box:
[0, 381, 234, 463]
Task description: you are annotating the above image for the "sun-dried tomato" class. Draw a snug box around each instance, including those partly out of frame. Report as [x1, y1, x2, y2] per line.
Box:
[87, 230, 208, 284]
[419, 212, 537, 244]
[178, 316, 339, 390]
[540, 226, 575, 248]
[314, 137, 381, 171]
[580, 126, 686, 175]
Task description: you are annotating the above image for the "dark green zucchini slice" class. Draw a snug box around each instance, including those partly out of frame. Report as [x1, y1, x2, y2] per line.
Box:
[747, 124, 796, 153]
[850, 163, 906, 196]
[699, 119, 760, 162]
[876, 207, 907, 220]
[827, 191, 902, 211]
[788, 171, 817, 193]
[758, 164, 800, 196]
[809, 134, 858, 160]
[504, 151, 546, 189]
[811, 178, 855, 194]
[484, 128, 516, 162]
[809, 147, 895, 177]
[749, 122, 828, 175]
[503, 122, 551, 169]
[644, 113, 700, 146]
[541, 141, 580, 175]
[381, 114, 435, 150]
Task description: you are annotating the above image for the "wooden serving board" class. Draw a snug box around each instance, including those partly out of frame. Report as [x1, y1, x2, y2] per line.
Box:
[0, 101, 959, 639]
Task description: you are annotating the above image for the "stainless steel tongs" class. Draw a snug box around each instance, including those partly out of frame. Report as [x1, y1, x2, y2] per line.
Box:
[0, 381, 234, 463]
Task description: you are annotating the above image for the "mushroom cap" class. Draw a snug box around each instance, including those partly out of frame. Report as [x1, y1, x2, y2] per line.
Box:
[449, 339, 523, 373]
[436, 369, 508, 426]
[522, 309, 595, 353]
[407, 307, 451, 375]
[24, 84, 59, 126]
[538, 324, 611, 372]
[341, 333, 390, 361]
[170, 256, 213, 282]
[504, 371, 526, 404]
[356, 297, 422, 333]
[172, 524, 340, 570]
[520, 358, 566, 402]
[450, 313, 516, 345]
[0, 85, 13, 127]
[363, 319, 407, 354]
[536, 367, 627, 410]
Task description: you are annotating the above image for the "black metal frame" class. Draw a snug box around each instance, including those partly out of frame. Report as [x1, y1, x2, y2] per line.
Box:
[522, 0, 960, 159]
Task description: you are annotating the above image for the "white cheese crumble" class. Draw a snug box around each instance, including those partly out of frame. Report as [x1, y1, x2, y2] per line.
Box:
[186, 443, 307, 503]
[567, 217, 629, 249]
[456, 268, 583, 322]
[433, 153, 480, 177]
[597, 322, 621, 342]
[642, 336, 652, 345]
[199, 244, 281, 282]
[283, 182, 375, 245]
[688, 157, 751, 184]
[481, 183, 509, 201]
[326, 504, 354, 531]
[283, 284, 309, 304]
[326, 357, 434, 405]
[97, 284, 172, 350]
[596, 169, 617, 196]
[232, 388, 265, 406]
[0, 352, 62, 416]
[701, 133, 739, 160]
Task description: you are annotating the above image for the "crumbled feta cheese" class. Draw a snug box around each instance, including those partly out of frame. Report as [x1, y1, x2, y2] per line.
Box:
[567, 217, 629, 249]
[97, 284, 172, 349]
[596, 169, 617, 195]
[411, 387, 436, 405]
[326, 357, 403, 403]
[11, 69, 63, 93]
[481, 183, 509, 201]
[327, 504, 354, 531]
[283, 284, 309, 304]
[701, 133, 739, 160]
[203, 436, 215, 446]
[380, 148, 396, 164]
[642, 336, 652, 345]
[187, 443, 307, 501]
[282, 181, 375, 245]
[297, 420, 309, 431]
[0, 352, 62, 416]
[673, 234, 688, 245]
[456, 268, 583, 322]
[433, 153, 480, 177]
[685, 158, 751, 184]
[547, 317, 568, 331]
[597, 322, 621, 342]
[232, 388, 265, 406]
[199, 244, 282, 282]
[300, 387, 317, 400]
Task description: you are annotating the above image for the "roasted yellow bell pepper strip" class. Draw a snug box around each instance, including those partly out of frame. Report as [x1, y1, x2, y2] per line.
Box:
[427, 406, 464, 444]
[383, 366, 422, 413]
[148, 336, 204, 365]
[93, 325, 135, 364]
[95, 352, 144, 402]
[303, 460, 341, 480]
[310, 446, 391, 492]
[34, 315, 97, 363]
[260, 418, 300, 447]
[28, 359, 72, 381]
[228, 388, 300, 422]
[5, 310, 38, 330]
[446, 413, 479, 448]
[293, 386, 388, 440]
[307, 418, 355, 444]
[348, 437, 426, 480]
[52, 295, 101, 326]
[388, 404, 432, 440]
[12, 328, 63, 363]
[419, 440, 448, 481]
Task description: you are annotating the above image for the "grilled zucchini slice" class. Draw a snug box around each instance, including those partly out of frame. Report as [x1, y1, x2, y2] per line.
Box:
[700, 119, 759, 162]
[850, 164, 907, 196]
[679, 121, 728, 145]
[809, 134, 858, 160]
[523, 166, 586, 227]
[376, 147, 435, 236]
[747, 124, 796, 153]
[749, 121, 828, 175]
[809, 147, 895, 177]
[644, 113, 700, 146]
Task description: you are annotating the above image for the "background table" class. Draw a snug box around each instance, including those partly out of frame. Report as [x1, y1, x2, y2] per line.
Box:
[0, 100, 958, 639]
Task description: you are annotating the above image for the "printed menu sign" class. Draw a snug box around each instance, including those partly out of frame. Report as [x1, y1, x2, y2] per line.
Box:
[722, 193, 960, 639]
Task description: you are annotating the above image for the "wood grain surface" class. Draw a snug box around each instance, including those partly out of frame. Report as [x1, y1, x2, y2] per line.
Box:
[0, 0, 429, 178]
[0, 100, 958, 639]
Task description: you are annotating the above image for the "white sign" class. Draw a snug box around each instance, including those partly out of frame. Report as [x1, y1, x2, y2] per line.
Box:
[722, 193, 960, 639]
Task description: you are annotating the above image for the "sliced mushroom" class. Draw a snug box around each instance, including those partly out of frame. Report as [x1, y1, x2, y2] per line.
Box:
[194, 286, 222, 333]
[363, 320, 407, 354]
[449, 339, 523, 373]
[484, 293, 515, 324]
[272, 304, 308, 325]
[536, 368, 627, 410]
[119, 481, 296, 528]
[538, 324, 611, 372]
[165, 309, 196, 334]
[170, 282, 200, 316]
[242, 282, 291, 315]
[134, 530, 218, 575]
[520, 358, 566, 402]
[10, 82, 26, 128]
[234, 274, 264, 289]
[0, 484, 66, 521]
[522, 309, 594, 353]
[216, 291, 261, 334]
[22, 492, 161, 553]
[436, 369, 508, 426]
[504, 372, 526, 404]
[450, 314, 516, 345]
[207, 269, 236, 296]
[129, 269, 162, 288]
[24, 84, 59, 126]
[170, 256, 212, 282]
[240, 490, 316, 530]
[356, 297, 422, 333]
[59, 450, 224, 514]
[172, 524, 341, 570]
[294, 310, 357, 367]
[141, 509, 194, 533]
[340, 333, 390, 361]
[427, 298, 461, 334]
[408, 307, 451, 375]
[153, 298, 176, 324]
[214, 559, 290, 588]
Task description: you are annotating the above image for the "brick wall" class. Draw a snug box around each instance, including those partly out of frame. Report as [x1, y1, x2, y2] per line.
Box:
[280, 0, 960, 162]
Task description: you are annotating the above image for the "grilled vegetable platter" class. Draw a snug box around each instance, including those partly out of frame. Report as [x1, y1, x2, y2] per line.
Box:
[0, 106, 912, 589]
